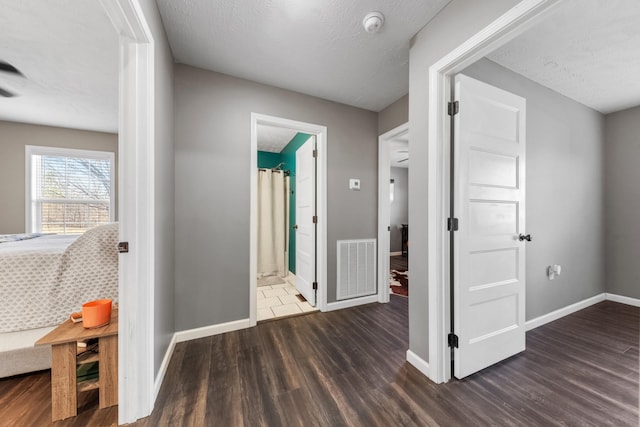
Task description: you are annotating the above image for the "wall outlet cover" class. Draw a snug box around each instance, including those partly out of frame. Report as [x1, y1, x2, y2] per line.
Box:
[349, 179, 361, 190]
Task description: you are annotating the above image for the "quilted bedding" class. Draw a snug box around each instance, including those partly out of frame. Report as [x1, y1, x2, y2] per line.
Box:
[0, 223, 119, 333]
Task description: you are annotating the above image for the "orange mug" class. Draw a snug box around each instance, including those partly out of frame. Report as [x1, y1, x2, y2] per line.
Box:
[82, 299, 113, 328]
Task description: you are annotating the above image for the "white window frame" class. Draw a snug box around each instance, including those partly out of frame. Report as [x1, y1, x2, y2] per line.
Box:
[25, 145, 115, 234]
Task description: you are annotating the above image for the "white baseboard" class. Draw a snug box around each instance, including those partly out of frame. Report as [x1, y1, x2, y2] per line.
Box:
[153, 332, 177, 402]
[325, 294, 379, 311]
[390, 251, 402, 256]
[606, 293, 640, 307]
[406, 349, 430, 378]
[525, 293, 605, 331]
[175, 318, 252, 343]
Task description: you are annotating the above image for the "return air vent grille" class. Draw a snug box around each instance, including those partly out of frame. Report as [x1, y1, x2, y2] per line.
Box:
[337, 239, 377, 300]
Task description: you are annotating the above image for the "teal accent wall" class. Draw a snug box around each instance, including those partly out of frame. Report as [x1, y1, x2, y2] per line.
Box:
[257, 151, 283, 169]
[256, 132, 311, 274]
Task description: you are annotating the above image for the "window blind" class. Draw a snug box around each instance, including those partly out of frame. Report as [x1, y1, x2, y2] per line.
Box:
[29, 150, 113, 234]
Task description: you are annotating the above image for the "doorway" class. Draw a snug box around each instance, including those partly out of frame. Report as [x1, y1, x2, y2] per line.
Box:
[250, 114, 328, 325]
[427, 0, 584, 384]
[255, 128, 317, 320]
[378, 123, 409, 303]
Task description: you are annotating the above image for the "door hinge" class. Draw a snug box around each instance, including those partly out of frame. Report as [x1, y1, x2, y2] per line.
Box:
[448, 101, 459, 116]
[447, 218, 459, 231]
[118, 242, 129, 253]
[312, 149, 318, 158]
[312, 281, 318, 290]
[448, 333, 459, 348]
[313, 215, 318, 224]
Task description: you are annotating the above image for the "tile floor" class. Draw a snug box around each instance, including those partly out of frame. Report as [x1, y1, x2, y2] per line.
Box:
[257, 275, 318, 321]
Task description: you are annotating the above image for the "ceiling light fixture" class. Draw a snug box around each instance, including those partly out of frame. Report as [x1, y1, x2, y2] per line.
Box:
[362, 11, 384, 33]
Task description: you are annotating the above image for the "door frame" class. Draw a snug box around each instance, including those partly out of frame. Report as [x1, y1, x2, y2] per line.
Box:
[426, 0, 561, 384]
[378, 122, 409, 304]
[249, 113, 328, 324]
[99, 0, 155, 423]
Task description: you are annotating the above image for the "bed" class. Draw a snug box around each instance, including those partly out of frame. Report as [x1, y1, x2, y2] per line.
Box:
[0, 223, 119, 377]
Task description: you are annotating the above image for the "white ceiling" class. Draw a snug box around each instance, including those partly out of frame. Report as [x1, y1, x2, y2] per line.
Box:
[488, 0, 640, 115]
[156, 0, 450, 112]
[390, 134, 409, 168]
[257, 124, 298, 153]
[0, 0, 118, 133]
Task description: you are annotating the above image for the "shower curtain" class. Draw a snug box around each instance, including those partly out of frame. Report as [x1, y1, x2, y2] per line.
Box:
[257, 169, 290, 278]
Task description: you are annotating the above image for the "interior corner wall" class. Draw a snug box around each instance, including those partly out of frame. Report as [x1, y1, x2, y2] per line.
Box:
[139, 0, 176, 378]
[408, 0, 521, 364]
[173, 64, 378, 331]
[378, 94, 409, 135]
[462, 58, 606, 319]
[0, 120, 118, 234]
[390, 167, 408, 252]
[604, 106, 640, 299]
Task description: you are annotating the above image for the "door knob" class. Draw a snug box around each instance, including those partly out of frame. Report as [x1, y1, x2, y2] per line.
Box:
[519, 234, 531, 242]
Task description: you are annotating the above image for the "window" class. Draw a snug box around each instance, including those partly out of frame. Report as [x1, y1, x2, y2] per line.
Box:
[390, 179, 395, 202]
[26, 146, 115, 234]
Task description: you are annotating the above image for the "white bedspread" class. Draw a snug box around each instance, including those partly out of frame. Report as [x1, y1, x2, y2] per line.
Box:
[0, 223, 119, 333]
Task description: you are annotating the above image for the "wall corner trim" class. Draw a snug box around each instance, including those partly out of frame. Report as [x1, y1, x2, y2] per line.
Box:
[325, 295, 379, 312]
[525, 293, 606, 331]
[606, 293, 640, 307]
[175, 318, 252, 343]
[153, 333, 177, 403]
[406, 349, 430, 379]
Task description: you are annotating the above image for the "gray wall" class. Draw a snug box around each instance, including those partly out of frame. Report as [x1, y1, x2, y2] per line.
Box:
[378, 94, 408, 135]
[174, 65, 378, 331]
[409, 0, 521, 363]
[463, 58, 606, 320]
[604, 106, 640, 299]
[139, 0, 176, 378]
[390, 167, 408, 252]
[0, 120, 118, 234]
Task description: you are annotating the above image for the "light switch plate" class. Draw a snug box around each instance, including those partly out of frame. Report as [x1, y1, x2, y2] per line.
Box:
[349, 179, 361, 190]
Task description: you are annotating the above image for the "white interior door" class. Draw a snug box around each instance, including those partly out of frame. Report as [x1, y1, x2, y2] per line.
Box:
[295, 135, 316, 305]
[453, 74, 527, 379]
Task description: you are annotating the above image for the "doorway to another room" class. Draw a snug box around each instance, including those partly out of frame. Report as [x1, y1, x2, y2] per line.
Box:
[378, 123, 409, 302]
[250, 114, 328, 323]
[256, 129, 316, 320]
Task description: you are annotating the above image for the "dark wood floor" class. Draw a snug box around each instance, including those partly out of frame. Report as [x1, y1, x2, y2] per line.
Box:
[390, 255, 408, 272]
[1, 299, 637, 426]
[0, 373, 116, 426]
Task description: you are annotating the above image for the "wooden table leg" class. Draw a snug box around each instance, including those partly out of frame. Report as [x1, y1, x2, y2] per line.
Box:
[51, 342, 77, 421]
[99, 334, 118, 408]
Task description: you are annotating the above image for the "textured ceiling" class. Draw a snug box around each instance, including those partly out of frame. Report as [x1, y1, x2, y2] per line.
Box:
[488, 0, 640, 114]
[390, 135, 409, 168]
[257, 124, 298, 153]
[156, 0, 450, 112]
[0, 1, 118, 133]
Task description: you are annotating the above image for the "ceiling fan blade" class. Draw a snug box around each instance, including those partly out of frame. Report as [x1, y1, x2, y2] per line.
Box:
[0, 87, 16, 97]
[0, 61, 23, 76]
[397, 158, 408, 163]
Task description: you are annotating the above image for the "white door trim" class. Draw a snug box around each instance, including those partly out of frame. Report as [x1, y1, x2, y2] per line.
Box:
[250, 113, 328, 324]
[99, 0, 155, 423]
[425, 0, 561, 384]
[378, 122, 409, 304]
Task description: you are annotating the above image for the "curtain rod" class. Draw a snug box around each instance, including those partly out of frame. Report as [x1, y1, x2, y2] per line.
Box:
[258, 168, 290, 176]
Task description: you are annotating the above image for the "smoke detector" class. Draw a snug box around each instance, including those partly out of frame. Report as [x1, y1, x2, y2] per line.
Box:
[362, 11, 385, 33]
